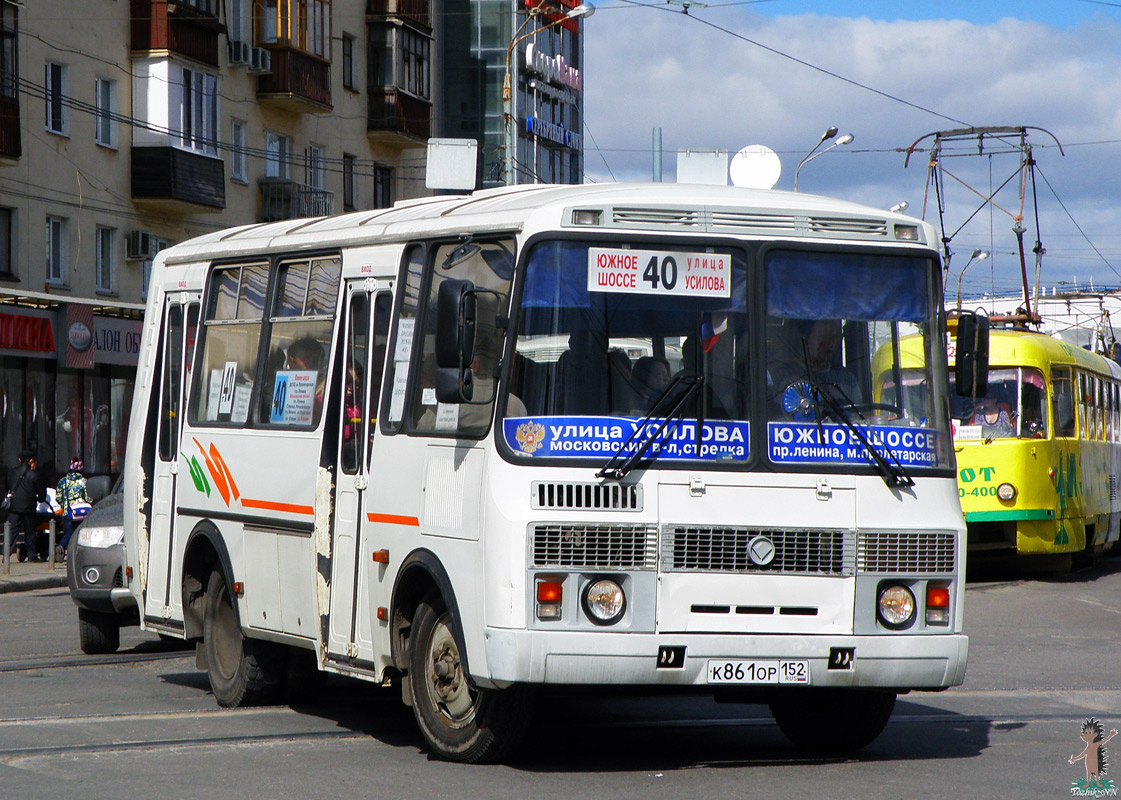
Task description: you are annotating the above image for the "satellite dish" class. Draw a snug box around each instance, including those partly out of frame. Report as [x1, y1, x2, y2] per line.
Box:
[729, 145, 781, 189]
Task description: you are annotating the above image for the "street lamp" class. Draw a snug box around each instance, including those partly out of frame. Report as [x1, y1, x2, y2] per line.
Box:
[955, 249, 991, 310]
[793, 129, 853, 191]
[503, 2, 595, 185]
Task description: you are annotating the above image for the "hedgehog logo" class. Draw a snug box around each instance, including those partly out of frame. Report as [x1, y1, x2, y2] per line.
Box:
[1070, 717, 1118, 794]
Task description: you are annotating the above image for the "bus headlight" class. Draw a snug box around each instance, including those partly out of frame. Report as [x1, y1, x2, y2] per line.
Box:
[582, 579, 625, 625]
[997, 482, 1017, 501]
[877, 584, 916, 629]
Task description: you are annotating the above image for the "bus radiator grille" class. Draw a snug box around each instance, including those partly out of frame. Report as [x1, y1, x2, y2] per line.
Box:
[661, 527, 853, 576]
[856, 532, 956, 574]
[531, 524, 658, 569]
[531, 482, 642, 512]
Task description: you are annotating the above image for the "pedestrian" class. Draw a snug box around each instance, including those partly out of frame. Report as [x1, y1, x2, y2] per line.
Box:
[5, 450, 47, 562]
[56, 457, 91, 559]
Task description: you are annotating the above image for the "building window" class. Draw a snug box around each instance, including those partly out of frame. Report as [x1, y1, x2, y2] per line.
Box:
[45, 61, 68, 135]
[142, 239, 168, 301]
[95, 78, 117, 148]
[343, 154, 355, 210]
[181, 68, 218, 155]
[0, 207, 12, 277]
[46, 215, 67, 284]
[259, 0, 331, 55]
[230, 119, 248, 183]
[305, 144, 325, 190]
[265, 131, 291, 178]
[342, 33, 355, 90]
[373, 164, 391, 209]
[96, 226, 114, 292]
[0, 3, 17, 102]
[399, 28, 429, 99]
[228, 0, 248, 44]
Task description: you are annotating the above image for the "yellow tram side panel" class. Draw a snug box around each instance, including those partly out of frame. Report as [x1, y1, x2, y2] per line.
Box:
[883, 327, 1119, 555]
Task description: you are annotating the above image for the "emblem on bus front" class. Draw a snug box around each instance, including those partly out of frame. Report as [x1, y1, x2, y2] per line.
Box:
[515, 421, 547, 454]
[748, 536, 776, 566]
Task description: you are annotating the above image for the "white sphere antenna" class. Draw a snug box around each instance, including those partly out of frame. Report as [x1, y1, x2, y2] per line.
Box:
[729, 145, 781, 189]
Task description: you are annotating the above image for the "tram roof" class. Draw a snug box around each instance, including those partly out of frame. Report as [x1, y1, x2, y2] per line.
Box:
[159, 183, 934, 265]
[985, 326, 1121, 378]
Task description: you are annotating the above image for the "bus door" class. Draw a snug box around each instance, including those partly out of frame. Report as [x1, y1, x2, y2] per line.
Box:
[144, 294, 199, 625]
[326, 282, 391, 660]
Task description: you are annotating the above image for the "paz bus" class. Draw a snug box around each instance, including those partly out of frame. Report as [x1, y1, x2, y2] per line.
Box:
[945, 326, 1121, 560]
[123, 183, 974, 763]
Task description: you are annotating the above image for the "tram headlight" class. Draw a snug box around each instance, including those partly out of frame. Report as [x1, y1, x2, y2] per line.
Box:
[582, 579, 625, 625]
[877, 584, 916, 629]
[997, 482, 1017, 501]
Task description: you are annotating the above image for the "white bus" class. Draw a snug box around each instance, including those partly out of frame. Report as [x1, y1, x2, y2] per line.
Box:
[124, 182, 974, 763]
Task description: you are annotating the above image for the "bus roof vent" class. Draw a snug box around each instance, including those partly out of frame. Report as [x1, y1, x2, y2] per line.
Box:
[709, 209, 799, 234]
[807, 215, 888, 237]
[610, 207, 703, 229]
[531, 481, 642, 512]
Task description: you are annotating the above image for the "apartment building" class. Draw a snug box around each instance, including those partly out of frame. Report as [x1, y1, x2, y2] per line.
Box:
[0, 0, 432, 485]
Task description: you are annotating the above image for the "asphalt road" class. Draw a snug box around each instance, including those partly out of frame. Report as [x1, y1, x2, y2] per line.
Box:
[1, 559, 1119, 800]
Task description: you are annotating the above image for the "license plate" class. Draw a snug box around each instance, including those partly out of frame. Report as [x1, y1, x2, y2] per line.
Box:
[706, 659, 810, 684]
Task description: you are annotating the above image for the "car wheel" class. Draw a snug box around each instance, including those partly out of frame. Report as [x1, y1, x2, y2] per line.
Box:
[769, 688, 896, 752]
[408, 592, 532, 763]
[78, 607, 120, 655]
[201, 566, 283, 707]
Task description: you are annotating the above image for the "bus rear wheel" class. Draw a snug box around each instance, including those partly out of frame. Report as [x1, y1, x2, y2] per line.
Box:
[769, 688, 896, 752]
[202, 567, 283, 707]
[408, 594, 532, 763]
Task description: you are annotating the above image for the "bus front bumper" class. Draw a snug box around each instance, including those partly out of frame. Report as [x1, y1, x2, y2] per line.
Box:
[479, 629, 968, 691]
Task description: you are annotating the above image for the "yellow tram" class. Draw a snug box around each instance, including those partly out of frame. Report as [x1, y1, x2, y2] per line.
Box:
[882, 326, 1121, 559]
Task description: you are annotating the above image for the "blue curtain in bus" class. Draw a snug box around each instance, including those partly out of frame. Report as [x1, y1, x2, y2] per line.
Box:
[766, 251, 930, 322]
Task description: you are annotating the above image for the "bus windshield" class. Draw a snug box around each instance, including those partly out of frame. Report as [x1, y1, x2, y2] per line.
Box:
[503, 240, 951, 472]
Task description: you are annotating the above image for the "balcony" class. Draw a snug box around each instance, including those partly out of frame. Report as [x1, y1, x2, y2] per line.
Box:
[367, 0, 430, 28]
[367, 89, 430, 145]
[259, 177, 333, 222]
[0, 96, 19, 162]
[132, 146, 225, 211]
[257, 47, 332, 112]
[130, 0, 222, 67]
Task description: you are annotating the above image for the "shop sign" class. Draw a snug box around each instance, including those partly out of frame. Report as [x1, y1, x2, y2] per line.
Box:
[524, 43, 582, 91]
[93, 316, 144, 366]
[0, 309, 56, 354]
[526, 116, 583, 150]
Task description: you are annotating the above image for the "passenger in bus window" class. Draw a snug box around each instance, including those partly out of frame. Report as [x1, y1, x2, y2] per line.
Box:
[631, 356, 671, 413]
[286, 336, 326, 419]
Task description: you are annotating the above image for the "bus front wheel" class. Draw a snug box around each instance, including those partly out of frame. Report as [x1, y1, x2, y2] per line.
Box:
[408, 593, 532, 763]
[769, 688, 896, 752]
[202, 567, 283, 707]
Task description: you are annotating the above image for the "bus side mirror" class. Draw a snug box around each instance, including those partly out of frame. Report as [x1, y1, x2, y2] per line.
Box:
[955, 312, 990, 397]
[436, 278, 476, 369]
[435, 279, 476, 403]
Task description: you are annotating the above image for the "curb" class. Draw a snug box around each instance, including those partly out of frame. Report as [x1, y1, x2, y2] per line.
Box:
[0, 572, 68, 594]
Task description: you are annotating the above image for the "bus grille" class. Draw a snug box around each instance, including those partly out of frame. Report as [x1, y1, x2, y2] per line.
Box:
[531, 524, 658, 569]
[531, 482, 642, 511]
[662, 527, 853, 576]
[857, 532, 956, 573]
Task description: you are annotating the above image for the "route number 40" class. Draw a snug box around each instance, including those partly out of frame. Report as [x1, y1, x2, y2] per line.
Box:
[643, 256, 678, 291]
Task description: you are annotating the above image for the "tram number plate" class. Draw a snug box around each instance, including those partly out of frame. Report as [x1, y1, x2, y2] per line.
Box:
[706, 660, 809, 684]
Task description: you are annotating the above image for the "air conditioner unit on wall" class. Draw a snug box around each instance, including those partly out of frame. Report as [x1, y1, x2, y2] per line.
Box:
[248, 47, 272, 75]
[126, 230, 155, 261]
[228, 40, 250, 66]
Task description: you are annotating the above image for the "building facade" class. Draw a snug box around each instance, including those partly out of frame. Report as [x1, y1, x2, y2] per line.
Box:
[0, 0, 431, 489]
[434, 0, 585, 187]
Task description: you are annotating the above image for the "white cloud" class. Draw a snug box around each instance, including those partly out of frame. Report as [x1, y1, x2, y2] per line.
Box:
[583, 10, 1121, 289]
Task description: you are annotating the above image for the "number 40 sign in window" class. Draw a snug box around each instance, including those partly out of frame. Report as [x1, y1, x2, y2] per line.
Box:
[587, 247, 730, 298]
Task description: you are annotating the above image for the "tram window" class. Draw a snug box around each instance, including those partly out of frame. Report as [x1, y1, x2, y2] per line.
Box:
[1051, 368, 1076, 438]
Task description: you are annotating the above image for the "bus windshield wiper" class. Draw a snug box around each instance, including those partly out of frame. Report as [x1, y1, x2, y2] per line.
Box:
[813, 382, 915, 489]
[596, 375, 705, 480]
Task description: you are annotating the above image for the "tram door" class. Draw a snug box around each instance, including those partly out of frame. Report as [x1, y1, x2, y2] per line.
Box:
[144, 296, 199, 624]
[326, 283, 391, 660]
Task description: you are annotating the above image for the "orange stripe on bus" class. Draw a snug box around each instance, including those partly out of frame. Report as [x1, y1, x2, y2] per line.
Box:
[241, 498, 315, 515]
[367, 512, 420, 526]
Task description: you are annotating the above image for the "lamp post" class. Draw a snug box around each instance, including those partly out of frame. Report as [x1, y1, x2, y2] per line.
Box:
[503, 3, 594, 186]
[955, 249, 991, 310]
[793, 129, 853, 191]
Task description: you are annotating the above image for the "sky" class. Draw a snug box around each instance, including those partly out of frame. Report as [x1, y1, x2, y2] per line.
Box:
[581, 0, 1121, 305]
